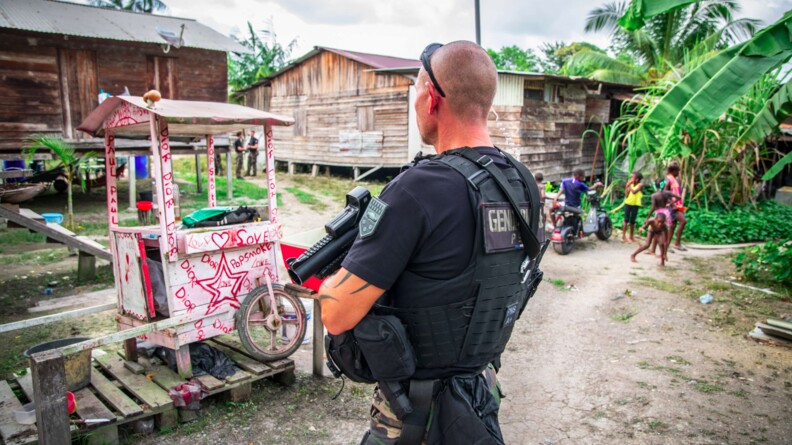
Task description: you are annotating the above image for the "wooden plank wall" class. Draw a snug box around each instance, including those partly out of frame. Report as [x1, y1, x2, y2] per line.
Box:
[0, 30, 227, 155]
[0, 44, 63, 149]
[490, 83, 611, 181]
[245, 50, 414, 168]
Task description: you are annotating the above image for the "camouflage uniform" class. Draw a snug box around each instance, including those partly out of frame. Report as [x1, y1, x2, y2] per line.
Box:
[362, 366, 501, 445]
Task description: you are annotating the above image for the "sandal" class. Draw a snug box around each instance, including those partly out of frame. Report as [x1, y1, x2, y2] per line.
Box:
[676, 246, 688, 252]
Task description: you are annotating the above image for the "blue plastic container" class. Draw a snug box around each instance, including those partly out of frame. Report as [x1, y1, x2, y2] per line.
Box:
[134, 156, 148, 179]
[3, 160, 27, 183]
[41, 213, 64, 224]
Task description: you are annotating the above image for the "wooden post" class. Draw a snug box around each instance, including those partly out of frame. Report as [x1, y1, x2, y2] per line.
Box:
[153, 116, 178, 263]
[311, 164, 319, 177]
[194, 153, 202, 194]
[175, 345, 192, 379]
[226, 151, 233, 199]
[353, 167, 360, 181]
[264, 125, 278, 227]
[77, 251, 96, 282]
[313, 302, 324, 377]
[31, 350, 70, 445]
[206, 135, 216, 207]
[128, 155, 136, 211]
[288, 162, 295, 175]
[124, 338, 138, 363]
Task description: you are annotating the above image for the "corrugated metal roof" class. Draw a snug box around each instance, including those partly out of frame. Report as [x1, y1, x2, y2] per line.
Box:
[372, 67, 638, 88]
[0, 0, 248, 53]
[321, 47, 421, 70]
[235, 46, 420, 93]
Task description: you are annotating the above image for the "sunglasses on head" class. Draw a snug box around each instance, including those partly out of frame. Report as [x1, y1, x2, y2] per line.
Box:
[420, 43, 446, 97]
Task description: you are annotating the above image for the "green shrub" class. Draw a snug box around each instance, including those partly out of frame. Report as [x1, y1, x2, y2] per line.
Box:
[605, 199, 792, 244]
[684, 201, 792, 244]
[733, 240, 792, 287]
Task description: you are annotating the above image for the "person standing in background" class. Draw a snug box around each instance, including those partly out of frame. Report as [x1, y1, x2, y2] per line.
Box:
[246, 130, 259, 177]
[234, 131, 245, 180]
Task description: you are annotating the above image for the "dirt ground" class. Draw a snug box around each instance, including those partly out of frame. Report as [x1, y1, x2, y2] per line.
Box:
[2, 174, 790, 445]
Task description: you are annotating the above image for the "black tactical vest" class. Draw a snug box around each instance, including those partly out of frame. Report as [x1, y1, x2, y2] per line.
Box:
[376, 149, 540, 379]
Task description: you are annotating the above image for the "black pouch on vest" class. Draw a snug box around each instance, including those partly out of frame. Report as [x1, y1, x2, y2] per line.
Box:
[325, 331, 375, 384]
[353, 314, 416, 382]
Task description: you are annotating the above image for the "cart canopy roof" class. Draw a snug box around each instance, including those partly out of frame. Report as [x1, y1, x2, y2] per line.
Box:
[78, 96, 294, 137]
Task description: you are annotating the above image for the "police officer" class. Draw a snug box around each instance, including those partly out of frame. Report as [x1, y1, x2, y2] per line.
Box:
[319, 41, 542, 444]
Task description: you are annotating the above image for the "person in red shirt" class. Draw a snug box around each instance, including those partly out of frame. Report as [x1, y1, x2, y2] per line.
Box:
[663, 162, 687, 251]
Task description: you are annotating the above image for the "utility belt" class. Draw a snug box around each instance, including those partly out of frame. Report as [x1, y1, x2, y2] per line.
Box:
[325, 313, 474, 445]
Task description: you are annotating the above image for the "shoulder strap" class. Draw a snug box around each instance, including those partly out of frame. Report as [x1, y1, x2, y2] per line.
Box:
[451, 148, 542, 260]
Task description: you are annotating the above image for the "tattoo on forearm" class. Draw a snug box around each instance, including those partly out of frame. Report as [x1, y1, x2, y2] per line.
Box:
[317, 294, 338, 303]
[351, 283, 372, 294]
[330, 271, 353, 288]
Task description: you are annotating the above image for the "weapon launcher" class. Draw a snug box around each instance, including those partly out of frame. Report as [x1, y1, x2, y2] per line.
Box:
[286, 187, 371, 285]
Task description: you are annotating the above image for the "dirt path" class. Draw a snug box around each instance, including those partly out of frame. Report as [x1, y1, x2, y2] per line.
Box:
[499, 239, 791, 444]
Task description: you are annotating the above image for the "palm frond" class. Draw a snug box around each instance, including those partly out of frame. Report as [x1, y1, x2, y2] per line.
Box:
[586, 2, 625, 35]
[589, 69, 644, 85]
[27, 134, 77, 166]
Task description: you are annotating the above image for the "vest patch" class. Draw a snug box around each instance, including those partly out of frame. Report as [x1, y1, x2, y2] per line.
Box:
[481, 202, 531, 253]
[360, 197, 388, 238]
[503, 302, 518, 327]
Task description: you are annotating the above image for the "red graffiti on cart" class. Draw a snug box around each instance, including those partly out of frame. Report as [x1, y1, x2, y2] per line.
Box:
[197, 252, 246, 315]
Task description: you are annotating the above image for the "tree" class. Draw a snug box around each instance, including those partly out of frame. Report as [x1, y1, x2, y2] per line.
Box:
[487, 46, 541, 72]
[540, 41, 610, 75]
[567, 0, 760, 84]
[89, 0, 167, 13]
[228, 21, 297, 94]
[26, 136, 95, 232]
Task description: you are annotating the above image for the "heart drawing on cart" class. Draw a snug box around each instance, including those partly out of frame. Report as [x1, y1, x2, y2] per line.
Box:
[211, 231, 231, 249]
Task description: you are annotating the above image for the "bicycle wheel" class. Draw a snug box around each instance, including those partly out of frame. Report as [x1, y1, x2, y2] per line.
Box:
[236, 283, 306, 361]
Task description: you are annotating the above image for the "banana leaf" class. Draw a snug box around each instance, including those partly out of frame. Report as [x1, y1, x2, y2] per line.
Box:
[735, 79, 792, 147]
[619, 0, 699, 31]
[762, 151, 792, 181]
[634, 10, 792, 157]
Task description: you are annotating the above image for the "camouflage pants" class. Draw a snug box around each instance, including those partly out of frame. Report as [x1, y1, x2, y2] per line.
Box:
[362, 367, 501, 445]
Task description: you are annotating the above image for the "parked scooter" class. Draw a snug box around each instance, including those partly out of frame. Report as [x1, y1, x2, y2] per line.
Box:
[550, 190, 612, 255]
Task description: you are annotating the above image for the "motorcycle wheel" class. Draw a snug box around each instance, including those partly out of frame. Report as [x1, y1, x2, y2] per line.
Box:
[596, 217, 613, 240]
[553, 231, 575, 255]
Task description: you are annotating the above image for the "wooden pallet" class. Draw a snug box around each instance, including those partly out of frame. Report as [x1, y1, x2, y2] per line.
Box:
[0, 338, 295, 445]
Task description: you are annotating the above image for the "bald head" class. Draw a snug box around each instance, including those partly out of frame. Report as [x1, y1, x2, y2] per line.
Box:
[426, 41, 497, 122]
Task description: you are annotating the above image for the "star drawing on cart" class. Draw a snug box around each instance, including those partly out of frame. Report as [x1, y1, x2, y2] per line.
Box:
[197, 253, 246, 315]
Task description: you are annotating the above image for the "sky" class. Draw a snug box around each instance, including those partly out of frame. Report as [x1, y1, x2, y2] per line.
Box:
[89, 0, 792, 60]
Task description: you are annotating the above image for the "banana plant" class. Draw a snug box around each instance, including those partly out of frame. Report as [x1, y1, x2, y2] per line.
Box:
[26, 135, 96, 232]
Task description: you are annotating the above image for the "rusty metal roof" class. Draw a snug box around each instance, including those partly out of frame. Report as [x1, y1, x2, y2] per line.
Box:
[321, 47, 421, 70]
[77, 96, 293, 137]
[0, 0, 248, 53]
[235, 46, 420, 93]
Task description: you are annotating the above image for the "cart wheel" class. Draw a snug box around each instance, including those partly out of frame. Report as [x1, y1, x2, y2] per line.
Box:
[236, 283, 306, 362]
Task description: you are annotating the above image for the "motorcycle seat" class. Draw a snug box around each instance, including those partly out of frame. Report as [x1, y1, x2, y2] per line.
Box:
[562, 205, 584, 215]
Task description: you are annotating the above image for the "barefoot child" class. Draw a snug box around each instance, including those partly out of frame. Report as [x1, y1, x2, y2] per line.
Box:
[631, 212, 669, 268]
[646, 190, 679, 256]
[622, 172, 644, 242]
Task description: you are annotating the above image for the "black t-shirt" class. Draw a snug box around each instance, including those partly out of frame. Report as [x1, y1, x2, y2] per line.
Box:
[234, 139, 244, 153]
[247, 137, 259, 151]
[342, 146, 514, 295]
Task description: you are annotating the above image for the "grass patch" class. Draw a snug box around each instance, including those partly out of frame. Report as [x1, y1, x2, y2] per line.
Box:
[666, 355, 691, 366]
[693, 382, 725, 394]
[611, 312, 635, 323]
[548, 278, 565, 288]
[0, 230, 46, 246]
[284, 186, 325, 211]
[0, 249, 69, 266]
[647, 419, 668, 431]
